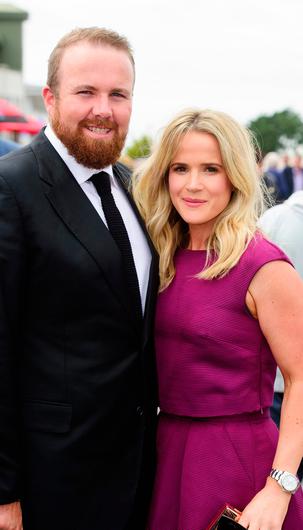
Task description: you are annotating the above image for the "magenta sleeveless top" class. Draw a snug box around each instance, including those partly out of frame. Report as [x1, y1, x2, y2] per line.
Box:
[155, 234, 292, 417]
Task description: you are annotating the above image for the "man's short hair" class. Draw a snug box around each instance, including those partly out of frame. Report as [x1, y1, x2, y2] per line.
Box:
[47, 27, 135, 94]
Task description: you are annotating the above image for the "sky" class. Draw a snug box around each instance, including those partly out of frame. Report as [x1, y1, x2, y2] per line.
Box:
[11, 0, 303, 146]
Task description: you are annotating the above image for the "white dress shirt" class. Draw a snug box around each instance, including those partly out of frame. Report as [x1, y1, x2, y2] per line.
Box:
[259, 190, 303, 278]
[44, 125, 152, 312]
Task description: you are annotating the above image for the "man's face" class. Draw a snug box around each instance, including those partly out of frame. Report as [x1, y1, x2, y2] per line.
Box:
[43, 42, 134, 168]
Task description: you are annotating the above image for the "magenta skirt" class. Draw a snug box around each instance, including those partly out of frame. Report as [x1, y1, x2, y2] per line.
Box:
[147, 411, 303, 530]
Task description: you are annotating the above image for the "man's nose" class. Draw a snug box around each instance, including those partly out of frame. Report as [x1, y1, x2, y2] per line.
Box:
[92, 96, 113, 119]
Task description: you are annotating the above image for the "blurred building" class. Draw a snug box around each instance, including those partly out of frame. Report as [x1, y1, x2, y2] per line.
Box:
[0, 3, 45, 141]
[0, 3, 28, 106]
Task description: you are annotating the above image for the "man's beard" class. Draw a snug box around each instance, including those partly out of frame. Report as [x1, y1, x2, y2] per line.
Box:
[52, 109, 127, 169]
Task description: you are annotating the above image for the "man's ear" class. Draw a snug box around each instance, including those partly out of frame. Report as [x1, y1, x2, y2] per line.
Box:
[42, 86, 56, 117]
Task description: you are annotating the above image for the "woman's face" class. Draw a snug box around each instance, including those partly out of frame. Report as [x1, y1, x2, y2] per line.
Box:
[168, 131, 233, 248]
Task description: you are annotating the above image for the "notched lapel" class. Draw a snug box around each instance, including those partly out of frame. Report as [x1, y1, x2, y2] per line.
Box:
[32, 133, 133, 323]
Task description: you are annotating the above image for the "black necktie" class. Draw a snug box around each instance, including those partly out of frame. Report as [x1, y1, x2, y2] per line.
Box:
[91, 171, 142, 322]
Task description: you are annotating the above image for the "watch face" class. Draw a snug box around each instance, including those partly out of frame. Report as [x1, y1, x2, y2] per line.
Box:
[281, 473, 299, 492]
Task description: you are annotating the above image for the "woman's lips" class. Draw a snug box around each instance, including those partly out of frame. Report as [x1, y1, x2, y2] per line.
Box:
[183, 197, 207, 206]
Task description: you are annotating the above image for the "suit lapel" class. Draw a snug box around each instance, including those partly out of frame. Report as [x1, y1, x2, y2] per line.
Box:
[31, 132, 134, 328]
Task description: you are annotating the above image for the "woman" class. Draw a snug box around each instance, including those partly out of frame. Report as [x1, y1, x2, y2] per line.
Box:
[132, 109, 303, 529]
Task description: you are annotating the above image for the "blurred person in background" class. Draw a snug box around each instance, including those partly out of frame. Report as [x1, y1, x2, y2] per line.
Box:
[292, 154, 303, 192]
[261, 151, 289, 204]
[0, 137, 19, 156]
[281, 153, 294, 199]
[259, 189, 303, 482]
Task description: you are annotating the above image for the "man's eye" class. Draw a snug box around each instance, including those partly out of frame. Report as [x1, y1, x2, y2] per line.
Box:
[77, 90, 92, 95]
[111, 92, 126, 98]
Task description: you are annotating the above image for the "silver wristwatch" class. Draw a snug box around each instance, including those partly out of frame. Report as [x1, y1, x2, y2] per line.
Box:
[269, 468, 300, 494]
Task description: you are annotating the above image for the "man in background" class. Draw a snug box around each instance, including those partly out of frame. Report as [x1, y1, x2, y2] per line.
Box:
[259, 190, 303, 482]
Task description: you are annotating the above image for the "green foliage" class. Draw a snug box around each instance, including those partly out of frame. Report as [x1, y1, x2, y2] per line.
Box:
[248, 109, 303, 155]
[125, 135, 152, 159]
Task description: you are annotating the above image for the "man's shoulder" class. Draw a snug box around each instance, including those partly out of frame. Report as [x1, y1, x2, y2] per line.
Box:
[0, 142, 36, 180]
[259, 203, 285, 227]
[0, 131, 51, 183]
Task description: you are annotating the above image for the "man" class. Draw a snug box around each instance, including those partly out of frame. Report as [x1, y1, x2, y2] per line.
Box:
[0, 27, 158, 530]
[259, 190, 303, 482]
[261, 151, 287, 204]
[281, 153, 294, 199]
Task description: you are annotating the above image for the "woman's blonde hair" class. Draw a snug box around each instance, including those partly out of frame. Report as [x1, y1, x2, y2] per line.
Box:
[132, 108, 266, 291]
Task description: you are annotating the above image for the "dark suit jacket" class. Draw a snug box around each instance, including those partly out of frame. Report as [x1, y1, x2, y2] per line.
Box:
[282, 165, 294, 199]
[0, 131, 159, 530]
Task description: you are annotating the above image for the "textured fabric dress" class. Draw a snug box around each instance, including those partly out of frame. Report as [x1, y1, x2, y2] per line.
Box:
[147, 235, 303, 530]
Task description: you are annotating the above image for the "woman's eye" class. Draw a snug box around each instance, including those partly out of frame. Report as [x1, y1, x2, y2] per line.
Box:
[205, 166, 218, 173]
[173, 166, 186, 173]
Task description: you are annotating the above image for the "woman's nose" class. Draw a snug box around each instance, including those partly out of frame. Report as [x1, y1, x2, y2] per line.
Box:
[185, 171, 203, 191]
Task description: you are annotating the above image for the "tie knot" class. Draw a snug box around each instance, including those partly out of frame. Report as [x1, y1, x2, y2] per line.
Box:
[91, 171, 111, 197]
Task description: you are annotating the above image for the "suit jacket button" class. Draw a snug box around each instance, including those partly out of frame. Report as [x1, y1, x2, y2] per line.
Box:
[136, 406, 144, 416]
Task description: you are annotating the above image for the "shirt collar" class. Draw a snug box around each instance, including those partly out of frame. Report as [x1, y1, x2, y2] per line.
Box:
[44, 124, 116, 186]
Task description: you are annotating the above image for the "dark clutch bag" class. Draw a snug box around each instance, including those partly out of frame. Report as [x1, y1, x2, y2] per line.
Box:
[206, 504, 243, 530]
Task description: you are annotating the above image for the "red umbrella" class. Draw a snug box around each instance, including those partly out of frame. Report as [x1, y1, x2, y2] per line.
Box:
[0, 98, 43, 135]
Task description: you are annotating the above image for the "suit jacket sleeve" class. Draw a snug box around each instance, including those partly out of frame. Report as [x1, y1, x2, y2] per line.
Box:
[0, 174, 26, 503]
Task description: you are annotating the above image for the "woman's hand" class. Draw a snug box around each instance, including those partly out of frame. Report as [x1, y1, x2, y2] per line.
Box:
[237, 478, 291, 529]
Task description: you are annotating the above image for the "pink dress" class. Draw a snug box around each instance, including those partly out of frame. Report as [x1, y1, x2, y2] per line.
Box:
[148, 235, 303, 530]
